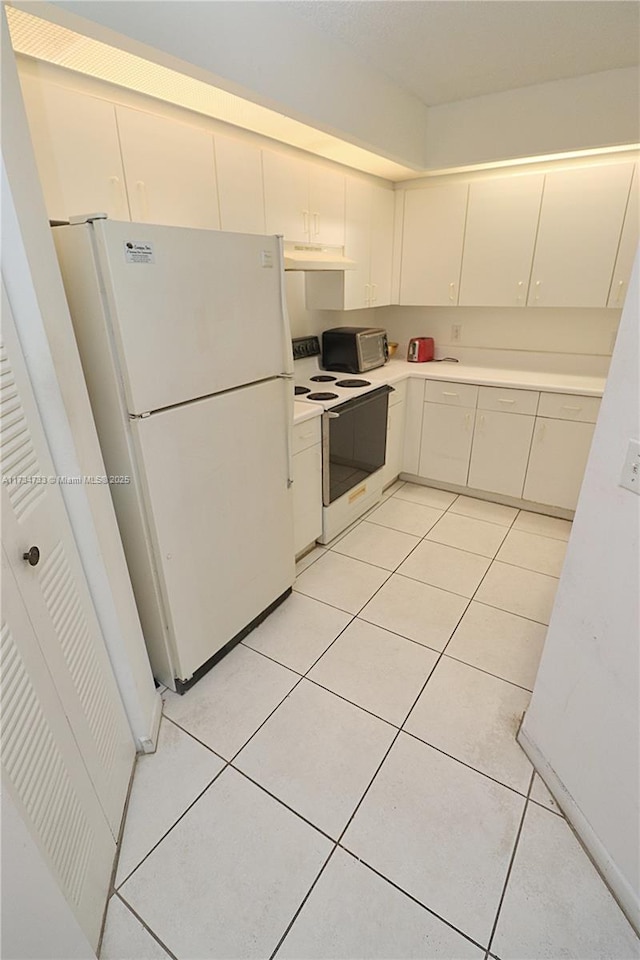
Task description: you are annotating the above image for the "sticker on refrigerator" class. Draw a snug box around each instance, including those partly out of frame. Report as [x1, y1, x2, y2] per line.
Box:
[124, 241, 155, 264]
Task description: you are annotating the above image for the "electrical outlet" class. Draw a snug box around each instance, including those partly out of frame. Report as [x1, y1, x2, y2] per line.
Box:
[619, 439, 640, 495]
[451, 324, 462, 342]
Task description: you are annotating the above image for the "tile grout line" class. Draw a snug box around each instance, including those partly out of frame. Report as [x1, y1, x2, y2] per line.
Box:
[336, 847, 489, 955]
[112, 891, 179, 960]
[483, 769, 536, 959]
[114, 760, 230, 890]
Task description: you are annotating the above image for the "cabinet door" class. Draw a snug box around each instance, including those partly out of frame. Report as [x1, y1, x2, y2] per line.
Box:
[263, 150, 309, 242]
[608, 164, 639, 308]
[459, 175, 543, 306]
[309, 166, 345, 246]
[528, 163, 634, 308]
[419, 403, 475, 485]
[215, 135, 265, 234]
[293, 444, 322, 556]
[343, 177, 372, 310]
[116, 106, 219, 229]
[19, 75, 130, 222]
[468, 411, 535, 498]
[400, 184, 468, 305]
[381, 401, 406, 488]
[402, 379, 426, 475]
[523, 418, 595, 510]
[369, 185, 395, 307]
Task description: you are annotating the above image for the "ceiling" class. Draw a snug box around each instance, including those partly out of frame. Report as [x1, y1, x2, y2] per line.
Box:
[284, 0, 640, 107]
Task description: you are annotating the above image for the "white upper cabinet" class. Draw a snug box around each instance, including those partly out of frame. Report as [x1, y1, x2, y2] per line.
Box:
[608, 164, 639, 308]
[116, 106, 220, 229]
[459, 174, 544, 306]
[399, 183, 469, 305]
[304, 178, 394, 310]
[263, 151, 309, 241]
[369, 184, 395, 307]
[263, 150, 345, 245]
[528, 163, 635, 307]
[215, 135, 266, 235]
[20, 75, 130, 222]
[309, 165, 345, 246]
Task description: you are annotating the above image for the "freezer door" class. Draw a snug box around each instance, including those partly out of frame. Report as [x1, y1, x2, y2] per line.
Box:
[92, 220, 290, 415]
[130, 378, 294, 684]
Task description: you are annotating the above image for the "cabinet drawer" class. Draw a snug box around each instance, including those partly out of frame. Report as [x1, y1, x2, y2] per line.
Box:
[389, 379, 407, 406]
[537, 393, 601, 423]
[477, 386, 539, 415]
[424, 380, 478, 407]
[293, 417, 321, 454]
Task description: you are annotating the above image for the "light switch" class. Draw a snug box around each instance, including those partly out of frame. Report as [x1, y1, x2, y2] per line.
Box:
[619, 439, 640, 495]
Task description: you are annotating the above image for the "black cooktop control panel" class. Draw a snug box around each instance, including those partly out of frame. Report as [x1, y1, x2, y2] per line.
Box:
[292, 336, 321, 360]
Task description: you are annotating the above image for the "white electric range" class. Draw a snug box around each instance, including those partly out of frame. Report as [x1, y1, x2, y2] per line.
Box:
[292, 336, 393, 543]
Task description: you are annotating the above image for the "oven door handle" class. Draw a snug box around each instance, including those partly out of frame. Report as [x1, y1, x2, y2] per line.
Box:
[327, 411, 340, 419]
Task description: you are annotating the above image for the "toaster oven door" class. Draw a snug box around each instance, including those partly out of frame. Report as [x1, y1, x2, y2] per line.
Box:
[322, 386, 392, 505]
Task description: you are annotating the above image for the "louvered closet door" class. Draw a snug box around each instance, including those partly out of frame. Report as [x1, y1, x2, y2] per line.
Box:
[1, 549, 116, 949]
[0, 284, 134, 838]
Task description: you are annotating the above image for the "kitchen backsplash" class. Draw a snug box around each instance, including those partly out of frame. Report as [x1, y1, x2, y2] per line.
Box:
[286, 273, 618, 378]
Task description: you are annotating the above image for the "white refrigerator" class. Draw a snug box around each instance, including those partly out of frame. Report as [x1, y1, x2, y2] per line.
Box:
[54, 217, 295, 692]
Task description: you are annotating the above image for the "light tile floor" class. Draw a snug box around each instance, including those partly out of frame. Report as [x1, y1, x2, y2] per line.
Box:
[101, 483, 640, 960]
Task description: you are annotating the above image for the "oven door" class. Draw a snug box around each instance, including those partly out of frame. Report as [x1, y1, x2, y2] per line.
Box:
[322, 385, 393, 505]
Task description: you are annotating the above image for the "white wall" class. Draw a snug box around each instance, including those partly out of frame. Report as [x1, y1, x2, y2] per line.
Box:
[43, 0, 428, 169]
[520, 250, 640, 932]
[426, 67, 640, 171]
[374, 304, 618, 377]
[30, 2, 640, 172]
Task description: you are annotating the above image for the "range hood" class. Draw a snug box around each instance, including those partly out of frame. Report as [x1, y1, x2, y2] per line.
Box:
[283, 243, 356, 271]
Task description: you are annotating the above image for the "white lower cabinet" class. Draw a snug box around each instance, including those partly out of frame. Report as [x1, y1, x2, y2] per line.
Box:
[293, 418, 322, 556]
[468, 386, 538, 498]
[381, 381, 407, 488]
[418, 381, 477, 485]
[419, 404, 476, 485]
[523, 418, 596, 511]
[468, 410, 535, 498]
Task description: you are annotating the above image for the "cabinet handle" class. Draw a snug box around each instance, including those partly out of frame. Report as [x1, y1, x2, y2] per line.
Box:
[371, 282, 377, 303]
[464, 412, 473, 432]
[109, 176, 123, 216]
[449, 281, 456, 302]
[497, 398, 516, 405]
[303, 210, 310, 238]
[312, 212, 320, 237]
[135, 180, 149, 221]
[364, 283, 370, 305]
[516, 280, 525, 303]
[478, 413, 485, 431]
[562, 405, 582, 412]
[534, 280, 542, 302]
[443, 391, 459, 398]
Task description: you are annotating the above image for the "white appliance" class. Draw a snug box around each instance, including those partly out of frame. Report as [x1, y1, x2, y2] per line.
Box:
[293, 336, 392, 543]
[54, 217, 295, 693]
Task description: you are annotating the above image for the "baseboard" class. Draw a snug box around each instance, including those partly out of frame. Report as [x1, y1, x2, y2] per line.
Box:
[518, 725, 640, 935]
[136, 689, 163, 754]
[398, 474, 575, 521]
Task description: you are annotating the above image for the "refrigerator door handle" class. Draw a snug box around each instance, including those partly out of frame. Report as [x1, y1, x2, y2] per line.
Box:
[279, 375, 294, 489]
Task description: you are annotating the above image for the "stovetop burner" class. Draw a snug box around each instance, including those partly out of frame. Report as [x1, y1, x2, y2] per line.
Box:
[335, 378, 372, 388]
[294, 385, 311, 395]
[307, 391, 339, 401]
[310, 375, 337, 382]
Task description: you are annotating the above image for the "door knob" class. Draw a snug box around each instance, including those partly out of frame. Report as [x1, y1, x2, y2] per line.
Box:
[22, 546, 40, 566]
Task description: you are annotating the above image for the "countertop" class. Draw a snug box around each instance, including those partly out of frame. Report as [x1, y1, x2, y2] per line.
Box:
[293, 361, 605, 424]
[365, 359, 606, 397]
